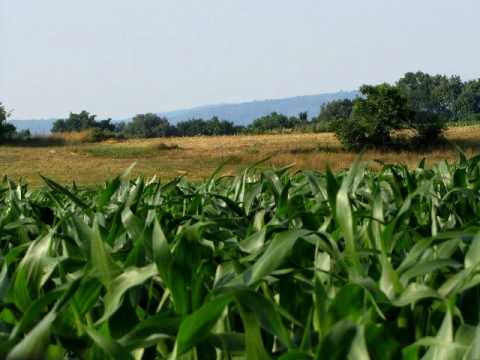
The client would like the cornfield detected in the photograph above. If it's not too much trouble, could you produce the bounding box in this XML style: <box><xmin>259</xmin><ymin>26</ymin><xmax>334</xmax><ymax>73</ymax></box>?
<box><xmin>1</xmin><ymin>153</ymin><xmax>480</xmax><ymax>359</ymax></box>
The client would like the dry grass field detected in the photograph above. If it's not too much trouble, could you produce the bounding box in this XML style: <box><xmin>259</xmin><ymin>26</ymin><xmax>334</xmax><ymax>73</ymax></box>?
<box><xmin>1</xmin><ymin>125</ymin><xmax>480</xmax><ymax>186</ymax></box>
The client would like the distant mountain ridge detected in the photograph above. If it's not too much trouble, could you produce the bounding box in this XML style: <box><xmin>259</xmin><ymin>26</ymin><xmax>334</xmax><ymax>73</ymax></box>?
<box><xmin>158</xmin><ymin>91</ymin><xmax>358</xmax><ymax>125</ymax></box>
<box><xmin>10</xmin><ymin>90</ymin><xmax>358</xmax><ymax>134</ymax></box>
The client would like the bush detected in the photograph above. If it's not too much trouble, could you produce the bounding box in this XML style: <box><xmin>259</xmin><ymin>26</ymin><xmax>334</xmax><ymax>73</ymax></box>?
<box><xmin>88</xmin><ymin>128</ymin><xmax>117</xmax><ymax>142</ymax></box>
<box><xmin>0</xmin><ymin>123</ymin><xmax>18</xmax><ymax>141</ymax></box>
<box><xmin>411</xmin><ymin>111</ymin><xmax>446</xmax><ymax>141</ymax></box>
<box><xmin>449</xmin><ymin>113</ymin><xmax>480</xmax><ymax>127</ymax></box>
<box><xmin>175</xmin><ymin>117</ymin><xmax>238</xmax><ymax>137</ymax></box>
<box><xmin>248</xmin><ymin>112</ymin><xmax>307</xmax><ymax>133</ymax></box>
<box><xmin>313</xmin><ymin>99</ymin><xmax>354</xmax><ymax>134</ymax></box>
<box><xmin>332</xmin><ymin>117</ymin><xmax>371</xmax><ymax>149</ymax></box>
<box><xmin>11</xmin><ymin>129</ymin><xmax>32</xmax><ymax>140</ymax></box>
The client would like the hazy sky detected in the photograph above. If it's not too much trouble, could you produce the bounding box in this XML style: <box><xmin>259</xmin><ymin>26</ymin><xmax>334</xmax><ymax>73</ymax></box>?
<box><xmin>2</xmin><ymin>0</ymin><xmax>479</xmax><ymax>119</ymax></box>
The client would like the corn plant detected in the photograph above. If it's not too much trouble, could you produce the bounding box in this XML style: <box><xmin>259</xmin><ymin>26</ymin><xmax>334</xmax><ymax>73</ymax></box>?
<box><xmin>1</xmin><ymin>153</ymin><xmax>480</xmax><ymax>359</ymax></box>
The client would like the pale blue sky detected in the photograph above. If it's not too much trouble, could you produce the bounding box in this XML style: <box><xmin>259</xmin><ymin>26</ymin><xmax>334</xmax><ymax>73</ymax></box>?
<box><xmin>2</xmin><ymin>0</ymin><xmax>479</xmax><ymax>119</ymax></box>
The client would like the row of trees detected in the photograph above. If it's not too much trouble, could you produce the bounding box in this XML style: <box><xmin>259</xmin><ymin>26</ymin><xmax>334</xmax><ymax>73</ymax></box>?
<box><xmin>397</xmin><ymin>72</ymin><xmax>480</xmax><ymax>121</ymax></box>
<box><xmin>0</xmin><ymin>104</ymin><xmax>310</xmax><ymax>143</ymax></box>
<box><xmin>248</xmin><ymin>112</ymin><xmax>309</xmax><ymax>132</ymax></box>
<box><xmin>317</xmin><ymin>72</ymin><xmax>480</xmax><ymax>125</ymax></box>
<box><xmin>51</xmin><ymin>111</ymin><xmax>120</xmax><ymax>133</ymax></box>
<box><xmin>50</xmin><ymin>111</ymin><xmax>311</xmax><ymax>138</ymax></box>
<box><xmin>51</xmin><ymin>112</ymin><xmax>242</xmax><ymax>138</ymax></box>
<box><xmin>121</xmin><ymin>114</ymin><xmax>242</xmax><ymax>138</ymax></box>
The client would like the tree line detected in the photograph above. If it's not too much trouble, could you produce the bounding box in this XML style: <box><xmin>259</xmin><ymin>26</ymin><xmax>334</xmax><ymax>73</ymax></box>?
<box><xmin>49</xmin><ymin>111</ymin><xmax>311</xmax><ymax>138</ymax></box>
<box><xmin>2</xmin><ymin>71</ymin><xmax>480</xmax><ymax>148</ymax></box>
<box><xmin>50</xmin><ymin>112</ymin><xmax>242</xmax><ymax>138</ymax></box>
<box><xmin>316</xmin><ymin>72</ymin><xmax>480</xmax><ymax>148</ymax></box>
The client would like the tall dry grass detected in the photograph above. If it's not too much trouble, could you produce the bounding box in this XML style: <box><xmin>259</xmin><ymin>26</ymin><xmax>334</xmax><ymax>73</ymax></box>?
<box><xmin>49</xmin><ymin>129</ymin><xmax>103</xmax><ymax>144</ymax></box>
<box><xmin>22</xmin><ymin>129</ymin><xmax>107</xmax><ymax>146</ymax></box>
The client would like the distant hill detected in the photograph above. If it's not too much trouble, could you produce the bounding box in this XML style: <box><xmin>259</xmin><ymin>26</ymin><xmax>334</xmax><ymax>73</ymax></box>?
<box><xmin>10</xmin><ymin>90</ymin><xmax>358</xmax><ymax>133</ymax></box>
<box><xmin>159</xmin><ymin>91</ymin><xmax>358</xmax><ymax>125</ymax></box>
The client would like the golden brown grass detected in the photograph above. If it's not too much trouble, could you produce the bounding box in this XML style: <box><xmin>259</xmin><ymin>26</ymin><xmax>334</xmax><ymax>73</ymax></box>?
<box><xmin>20</xmin><ymin>129</ymin><xmax>104</xmax><ymax>147</ymax></box>
<box><xmin>49</xmin><ymin>129</ymin><xmax>102</xmax><ymax>144</ymax></box>
<box><xmin>1</xmin><ymin>126</ymin><xmax>480</xmax><ymax>186</ymax></box>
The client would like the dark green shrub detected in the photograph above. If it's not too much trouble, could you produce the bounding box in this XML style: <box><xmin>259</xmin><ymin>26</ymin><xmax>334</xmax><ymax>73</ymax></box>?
<box><xmin>411</xmin><ymin>111</ymin><xmax>446</xmax><ymax>141</ymax></box>
<box><xmin>52</xmin><ymin>111</ymin><xmax>98</xmax><ymax>133</ymax></box>
<box><xmin>89</xmin><ymin>128</ymin><xmax>116</xmax><ymax>142</ymax></box>
<box><xmin>123</xmin><ymin>113</ymin><xmax>174</xmax><ymax>138</ymax></box>
<box><xmin>248</xmin><ymin>112</ymin><xmax>307</xmax><ymax>133</ymax></box>
<box><xmin>175</xmin><ymin>117</ymin><xmax>237</xmax><ymax>136</ymax></box>
<box><xmin>332</xmin><ymin>117</ymin><xmax>370</xmax><ymax>150</ymax></box>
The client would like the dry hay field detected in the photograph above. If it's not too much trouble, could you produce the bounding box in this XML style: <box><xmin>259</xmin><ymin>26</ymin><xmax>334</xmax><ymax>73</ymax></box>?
<box><xmin>1</xmin><ymin>125</ymin><xmax>480</xmax><ymax>186</ymax></box>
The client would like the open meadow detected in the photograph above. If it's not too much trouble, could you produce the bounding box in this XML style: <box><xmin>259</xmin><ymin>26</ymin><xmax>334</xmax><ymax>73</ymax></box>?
<box><xmin>1</xmin><ymin>125</ymin><xmax>480</xmax><ymax>186</ymax></box>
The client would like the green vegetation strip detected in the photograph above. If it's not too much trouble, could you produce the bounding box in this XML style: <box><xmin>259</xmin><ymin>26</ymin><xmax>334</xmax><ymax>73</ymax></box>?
<box><xmin>2</xmin><ymin>153</ymin><xmax>480</xmax><ymax>359</ymax></box>
<box><xmin>84</xmin><ymin>143</ymin><xmax>180</xmax><ymax>158</ymax></box>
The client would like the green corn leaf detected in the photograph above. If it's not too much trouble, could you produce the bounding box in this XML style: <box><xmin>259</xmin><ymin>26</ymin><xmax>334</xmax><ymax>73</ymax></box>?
<box><xmin>335</xmin><ymin>158</ymin><xmax>363</xmax><ymax>278</ymax></box>
<box><xmin>7</xmin><ymin>310</ymin><xmax>56</xmax><ymax>360</ymax></box>
<box><xmin>174</xmin><ymin>294</ymin><xmax>233</xmax><ymax>356</ymax></box>
<box><xmin>85</xmin><ymin>326</ymin><xmax>134</xmax><ymax>360</ymax></box>
<box><xmin>97</xmin><ymin>264</ymin><xmax>157</xmax><ymax>324</ymax></box>
<box><xmin>316</xmin><ymin>320</ymin><xmax>357</xmax><ymax>360</ymax></box>
<box><xmin>235</xmin><ymin>290</ymin><xmax>292</xmax><ymax>348</ymax></box>
<box><xmin>241</xmin><ymin>229</ymin><xmax>310</xmax><ymax>286</ymax></box>
<box><xmin>90</xmin><ymin>221</ymin><xmax>117</xmax><ymax>288</ymax></box>
<box><xmin>236</xmin><ymin>300</ymin><xmax>272</xmax><ymax>360</ymax></box>
<box><xmin>152</xmin><ymin>218</ymin><xmax>172</xmax><ymax>284</ymax></box>
<box><xmin>41</xmin><ymin>175</ymin><xmax>90</xmax><ymax>211</ymax></box>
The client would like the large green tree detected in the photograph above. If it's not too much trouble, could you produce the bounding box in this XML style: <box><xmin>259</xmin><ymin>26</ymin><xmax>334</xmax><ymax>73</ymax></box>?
<box><xmin>335</xmin><ymin>84</ymin><xmax>413</xmax><ymax>149</ymax></box>
<box><xmin>454</xmin><ymin>79</ymin><xmax>480</xmax><ymax>120</ymax></box>
<box><xmin>397</xmin><ymin>71</ymin><xmax>463</xmax><ymax>119</ymax></box>
<box><xmin>123</xmin><ymin>113</ymin><xmax>174</xmax><ymax>138</ymax></box>
<box><xmin>52</xmin><ymin>111</ymin><xmax>98</xmax><ymax>132</ymax></box>
<box><xmin>434</xmin><ymin>75</ymin><xmax>464</xmax><ymax>119</ymax></box>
